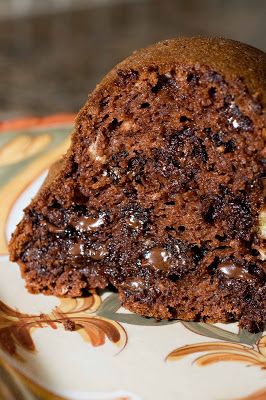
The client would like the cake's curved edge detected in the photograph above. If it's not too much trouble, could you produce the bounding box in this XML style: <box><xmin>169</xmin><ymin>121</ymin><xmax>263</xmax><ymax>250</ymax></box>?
<box><xmin>8</xmin><ymin>157</ymin><xmax>67</xmax><ymax>261</ymax></box>
<box><xmin>85</xmin><ymin>36</ymin><xmax>266</xmax><ymax>110</ymax></box>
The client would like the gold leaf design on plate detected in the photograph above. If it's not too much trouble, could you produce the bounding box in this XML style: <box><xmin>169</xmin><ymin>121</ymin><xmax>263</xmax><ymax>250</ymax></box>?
<box><xmin>0</xmin><ymin>292</ymin><xmax>127</xmax><ymax>361</ymax></box>
<box><xmin>0</xmin><ymin>134</ymin><xmax>51</xmax><ymax>166</ymax></box>
<box><xmin>166</xmin><ymin>336</ymin><xmax>266</xmax><ymax>369</ymax></box>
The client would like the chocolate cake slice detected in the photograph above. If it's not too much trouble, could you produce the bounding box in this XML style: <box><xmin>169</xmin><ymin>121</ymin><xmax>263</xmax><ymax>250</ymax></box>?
<box><xmin>9</xmin><ymin>37</ymin><xmax>266</xmax><ymax>332</ymax></box>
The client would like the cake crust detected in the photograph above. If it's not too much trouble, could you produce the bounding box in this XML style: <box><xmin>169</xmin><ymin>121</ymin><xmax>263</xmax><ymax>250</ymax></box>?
<box><xmin>97</xmin><ymin>37</ymin><xmax>266</xmax><ymax>105</ymax></box>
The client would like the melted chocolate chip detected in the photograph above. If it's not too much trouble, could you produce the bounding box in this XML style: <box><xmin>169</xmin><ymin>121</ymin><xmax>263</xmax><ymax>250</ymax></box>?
<box><xmin>89</xmin><ymin>244</ymin><xmax>108</xmax><ymax>261</ymax></box>
<box><xmin>72</xmin><ymin>216</ymin><xmax>104</xmax><ymax>232</ymax></box>
<box><xmin>44</xmin><ymin>222</ymin><xmax>65</xmax><ymax>234</ymax></box>
<box><xmin>143</xmin><ymin>247</ymin><xmax>171</xmax><ymax>271</ymax></box>
<box><xmin>128</xmin><ymin>215</ymin><xmax>143</xmax><ymax>230</ymax></box>
<box><xmin>69</xmin><ymin>242</ymin><xmax>85</xmax><ymax>257</ymax></box>
<box><xmin>218</xmin><ymin>262</ymin><xmax>256</xmax><ymax>281</ymax></box>
<box><xmin>122</xmin><ymin>277</ymin><xmax>145</xmax><ymax>292</ymax></box>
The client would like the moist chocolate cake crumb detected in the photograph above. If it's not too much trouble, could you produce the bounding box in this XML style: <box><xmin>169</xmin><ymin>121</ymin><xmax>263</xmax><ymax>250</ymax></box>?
<box><xmin>9</xmin><ymin>37</ymin><xmax>266</xmax><ymax>332</ymax></box>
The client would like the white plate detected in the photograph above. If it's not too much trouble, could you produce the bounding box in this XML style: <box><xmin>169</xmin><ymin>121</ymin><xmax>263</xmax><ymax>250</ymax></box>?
<box><xmin>0</xmin><ymin>116</ymin><xmax>265</xmax><ymax>400</ymax></box>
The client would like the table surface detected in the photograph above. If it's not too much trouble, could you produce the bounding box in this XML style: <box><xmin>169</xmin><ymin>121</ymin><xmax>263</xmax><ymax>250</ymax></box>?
<box><xmin>0</xmin><ymin>0</ymin><xmax>265</xmax><ymax>119</ymax></box>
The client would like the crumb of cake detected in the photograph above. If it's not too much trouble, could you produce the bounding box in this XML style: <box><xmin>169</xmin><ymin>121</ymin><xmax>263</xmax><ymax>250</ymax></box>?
<box><xmin>9</xmin><ymin>37</ymin><xmax>266</xmax><ymax>332</ymax></box>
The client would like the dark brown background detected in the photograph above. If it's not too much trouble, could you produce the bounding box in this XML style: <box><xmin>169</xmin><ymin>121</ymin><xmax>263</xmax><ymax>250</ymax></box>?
<box><xmin>0</xmin><ymin>0</ymin><xmax>265</xmax><ymax>119</ymax></box>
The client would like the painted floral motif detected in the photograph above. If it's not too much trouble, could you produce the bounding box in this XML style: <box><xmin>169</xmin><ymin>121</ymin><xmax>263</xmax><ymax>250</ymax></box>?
<box><xmin>0</xmin><ymin>292</ymin><xmax>127</xmax><ymax>361</ymax></box>
<box><xmin>1</xmin><ymin>285</ymin><xmax>262</xmax><ymax>369</ymax></box>
<box><xmin>166</xmin><ymin>333</ymin><xmax>266</xmax><ymax>369</ymax></box>
<box><xmin>100</xmin><ymin>294</ymin><xmax>265</xmax><ymax>370</ymax></box>
<box><xmin>0</xmin><ymin>115</ymin><xmax>265</xmax><ymax>400</ymax></box>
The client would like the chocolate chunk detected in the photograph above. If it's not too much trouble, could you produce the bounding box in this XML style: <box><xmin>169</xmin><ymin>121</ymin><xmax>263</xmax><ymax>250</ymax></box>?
<box><xmin>143</xmin><ymin>247</ymin><xmax>171</xmax><ymax>271</ymax></box>
<box><xmin>89</xmin><ymin>244</ymin><xmax>108</xmax><ymax>261</ymax></box>
<box><xmin>218</xmin><ymin>261</ymin><xmax>256</xmax><ymax>281</ymax></box>
<box><xmin>71</xmin><ymin>215</ymin><xmax>104</xmax><ymax>232</ymax></box>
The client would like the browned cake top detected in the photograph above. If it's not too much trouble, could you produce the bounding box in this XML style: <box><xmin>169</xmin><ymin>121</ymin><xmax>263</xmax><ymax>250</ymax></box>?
<box><xmin>93</xmin><ymin>37</ymin><xmax>266</xmax><ymax>107</ymax></box>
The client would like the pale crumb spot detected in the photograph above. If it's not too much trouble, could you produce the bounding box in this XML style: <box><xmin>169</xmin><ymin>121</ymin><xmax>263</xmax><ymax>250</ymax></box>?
<box><xmin>148</xmin><ymin>72</ymin><xmax>158</xmax><ymax>86</ymax></box>
<box><xmin>259</xmin><ymin>210</ymin><xmax>266</xmax><ymax>239</ymax></box>
<box><xmin>111</xmin><ymin>167</ymin><xmax>121</xmax><ymax>179</ymax></box>
<box><xmin>194</xmin><ymin>62</ymin><xmax>201</xmax><ymax>70</ymax></box>
<box><xmin>144</xmin><ymin>239</ymin><xmax>153</xmax><ymax>246</ymax></box>
<box><xmin>60</xmin><ymin>286</ymin><xmax>68</xmax><ymax>295</ymax></box>
<box><xmin>258</xmin><ymin>248</ymin><xmax>266</xmax><ymax>261</ymax></box>
<box><xmin>88</xmin><ymin>141</ymin><xmax>97</xmax><ymax>157</ymax></box>
<box><xmin>151</xmin><ymin>193</ymin><xmax>160</xmax><ymax>200</ymax></box>
<box><xmin>95</xmin><ymin>155</ymin><xmax>105</xmax><ymax>162</ymax></box>
<box><xmin>134</xmin><ymin>81</ymin><xmax>142</xmax><ymax>88</ymax></box>
<box><xmin>131</xmin><ymin>281</ymin><xmax>141</xmax><ymax>289</ymax></box>
<box><xmin>88</xmin><ymin>136</ymin><xmax>106</xmax><ymax>163</ymax></box>
<box><xmin>228</xmin><ymin>113</ymin><xmax>239</xmax><ymax>129</ymax></box>
<box><xmin>217</xmin><ymin>145</ymin><xmax>225</xmax><ymax>153</ymax></box>
<box><xmin>121</xmin><ymin>120</ymin><xmax>136</xmax><ymax>131</ymax></box>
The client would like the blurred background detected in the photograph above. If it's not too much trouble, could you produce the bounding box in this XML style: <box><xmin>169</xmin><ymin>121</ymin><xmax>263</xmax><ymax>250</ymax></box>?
<box><xmin>0</xmin><ymin>0</ymin><xmax>265</xmax><ymax>119</ymax></box>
